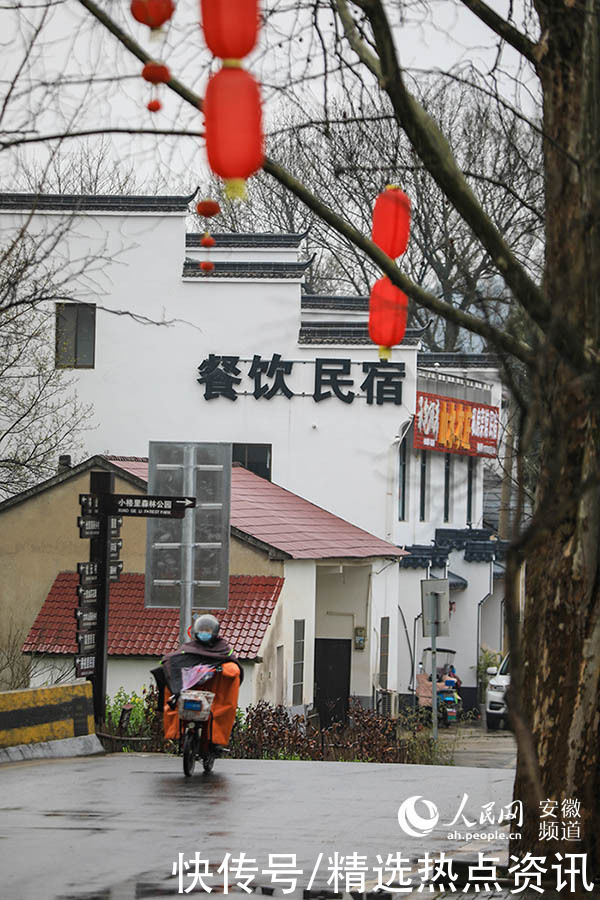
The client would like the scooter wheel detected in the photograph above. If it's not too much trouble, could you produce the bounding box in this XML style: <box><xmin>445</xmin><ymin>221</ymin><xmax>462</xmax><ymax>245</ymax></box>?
<box><xmin>183</xmin><ymin>730</ymin><xmax>196</xmax><ymax>777</ymax></box>
<box><xmin>202</xmin><ymin>751</ymin><xmax>215</xmax><ymax>774</ymax></box>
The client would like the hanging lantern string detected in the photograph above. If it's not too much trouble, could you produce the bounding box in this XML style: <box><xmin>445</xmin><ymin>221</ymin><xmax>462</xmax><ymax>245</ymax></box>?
<box><xmin>199</xmin><ymin>0</ymin><xmax>263</xmax><ymax>200</ymax></box>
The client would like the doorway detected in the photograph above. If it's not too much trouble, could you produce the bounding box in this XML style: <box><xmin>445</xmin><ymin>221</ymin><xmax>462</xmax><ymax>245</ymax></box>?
<box><xmin>314</xmin><ymin>638</ymin><xmax>351</xmax><ymax>727</ymax></box>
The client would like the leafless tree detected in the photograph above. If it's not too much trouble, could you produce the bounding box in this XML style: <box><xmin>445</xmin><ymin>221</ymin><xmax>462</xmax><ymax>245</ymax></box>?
<box><xmin>1</xmin><ymin>0</ymin><xmax>599</xmax><ymax>877</ymax></box>
<box><xmin>0</xmin><ymin>621</ymin><xmax>74</xmax><ymax>691</ymax></box>
<box><xmin>202</xmin><ymin>83</ymin><xmax>543</xmax><ymax>351</ymax></box>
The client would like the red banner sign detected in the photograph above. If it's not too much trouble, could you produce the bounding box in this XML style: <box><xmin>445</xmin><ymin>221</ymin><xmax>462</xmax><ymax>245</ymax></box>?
<box><xmin>414</xmin><ymin>391</ymin><xmax>499</xmax><ymax>457</ymax></box>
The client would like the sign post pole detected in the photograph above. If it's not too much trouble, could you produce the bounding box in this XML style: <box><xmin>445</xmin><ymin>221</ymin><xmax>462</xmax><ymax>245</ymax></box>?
<box><xmin>180</xmin><ymin>444</ymin><xmax>195</xmax><ymax>643</ymax></box>
<box><xmin>421</xmin><ymin>579</ymin><xmax>449</xmax><ymax>745</ymax></box>
<box><xmin>431</xmin><ymin>627</ymin><xmax>438</xmax><ymax>742</ymax></box>
<box><xmin>90</xmin><ymin>470</ymin><xmax>113</xmax><ymax>724</ymax></box>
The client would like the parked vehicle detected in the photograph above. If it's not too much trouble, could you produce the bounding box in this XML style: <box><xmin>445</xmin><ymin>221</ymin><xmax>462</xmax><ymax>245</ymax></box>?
<box><xmin>485</xmin><ymin>653</ymin><xmax>510</xmax><ymax>730</ymax></box>
<box><xmin>415</xmin><ymin>647</ymin><xmax>463</xmax><ymax>727</ymax></box>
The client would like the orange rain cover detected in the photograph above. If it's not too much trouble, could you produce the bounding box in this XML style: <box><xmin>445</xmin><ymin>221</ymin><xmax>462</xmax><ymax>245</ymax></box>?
<box><xmin>162</xmin><ymin>661</ymin><xmax>241</xmax><ymax>745</ymax></box>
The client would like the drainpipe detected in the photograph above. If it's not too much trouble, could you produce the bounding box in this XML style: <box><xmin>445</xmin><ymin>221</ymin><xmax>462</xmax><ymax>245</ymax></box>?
<box><xmin>411</xmin><ymin>612</ymin><xmax>422</xmax><ymax>708</ymax></box>
<box><xmin>385</xmin><ymin>418</ymin><xmax>413</xmax><ymax>541</ymax></box>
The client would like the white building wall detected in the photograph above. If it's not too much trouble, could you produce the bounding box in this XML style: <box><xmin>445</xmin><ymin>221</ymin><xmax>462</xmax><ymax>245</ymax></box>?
<box><xmin>439</xmin><ymin>553</ymin><xmax>494</xmax><ymax>699</ymax></box>
<box><xmin>395</xmin><ymin>568</ymin><xmax>427</xmax><ymax>695</ymax></box>
<box><xmin>315</xmin><ymin>562</ymin><xmax>372</xmax><ymax>700</ymax></box>
<box><xmin>481</xmin><ymin>579</ymin><xmax>505</xmax><ymax>656</ymax></box>
<box><xmin>395</xmin><ymin>444</ymin><xmax>486</xmax><ymax>547</ymax></box>
<box><xmin>253</xmin><ymin>559</ymin><xmax>316</xmax><ymax>708</ymax></box>
<box><xmin>5</xmin><ymin>208</ymin><xmax>424</xmax><ymax>541</ymax></box>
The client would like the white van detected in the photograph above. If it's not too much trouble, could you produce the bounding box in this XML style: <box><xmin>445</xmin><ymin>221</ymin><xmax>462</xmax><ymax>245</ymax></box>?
<box><xmin>485</xmin><ymin>653</ymin><xmax>510</xmax><ymax>730</ymax></box>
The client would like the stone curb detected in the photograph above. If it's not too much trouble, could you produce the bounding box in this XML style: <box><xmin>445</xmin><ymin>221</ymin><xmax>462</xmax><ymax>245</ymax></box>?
<box><xmin>0</xmin><ymin>733</ymin><xmax>104</xmax><ymax>763</ymax></box>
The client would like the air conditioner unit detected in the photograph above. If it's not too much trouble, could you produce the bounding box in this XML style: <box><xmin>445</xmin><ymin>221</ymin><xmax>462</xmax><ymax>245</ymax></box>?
<box><xmin>377</xmin><ymin>689</ymin><xmax>400</xmax><ymax>719</ymax></box>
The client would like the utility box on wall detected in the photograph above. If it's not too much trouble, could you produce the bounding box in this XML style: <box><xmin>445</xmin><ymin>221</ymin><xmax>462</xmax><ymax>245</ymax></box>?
<box><xmin>353</xmin><ymin>626</ymin><xmax>366</xmax><ymax>650</ymax></box>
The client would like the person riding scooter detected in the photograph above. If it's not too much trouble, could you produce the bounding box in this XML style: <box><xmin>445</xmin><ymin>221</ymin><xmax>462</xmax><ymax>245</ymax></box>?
<box><xmin>152</xmin><ymin>614</ymin><xmax>243</xmax><ymax>747</ymax></box>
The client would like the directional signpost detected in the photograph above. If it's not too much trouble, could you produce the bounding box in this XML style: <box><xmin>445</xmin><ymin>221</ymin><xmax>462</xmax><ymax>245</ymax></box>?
<box><xmin>104</xmin><ymin>494</ymin><xmax>196</xmax><ymax>519</ymax></box>
<box><xmin>77</xmin><ymin>475</ymin><xmax>196</xmax><ymax>721</ymax></box>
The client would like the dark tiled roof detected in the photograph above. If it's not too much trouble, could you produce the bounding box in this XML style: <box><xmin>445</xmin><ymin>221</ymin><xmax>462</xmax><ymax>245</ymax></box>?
<box><xmin>464</xmin><ymin>541</ymin><xmax>497</xmax><ymax>563</ymax></box>
<box><xmin>418</xmin><ymin>353</ymin><xmax>499</xmax><ymax>369</ymax></box>
<box><xmin>186</xmin><ymin>232</ymin><xmax>308</xmax><ymax>248</ymax></box>
<box><xmin>182</xmin><ymin>259</ymin><xmax>312</xmax><ymax>279</ymax></box>
<box><xmin>0</xmin><ymin>191</ymin><xmax>198</xmax><ymax>213</ymax></box>
<box><xmin>299</xmin><ymin>322</ymin><xmax>422</xmax><ymax>346</ymax></box>
<box><xmin>435</xmin><ymin>528</ymin><xmax>497</xmax><ymax>550</ymax></box>
<box><xmin>22</xmin><ymin>573</ymin><xmax>283</xmax><ymax>660</ymax></box>
<box><xmin>302</xmin><ymin>295</ymin><xmax>369</xmax><ymax>312</ymax></box>
<box><xmin>398</xmin><ymin>545</ymin><xmax>449</xmax><ymax>569</ymax></box>
<box><xmin>448</xmin><ymin>571</ymin><xmax>468</xmax><ymax>591</ymax></box>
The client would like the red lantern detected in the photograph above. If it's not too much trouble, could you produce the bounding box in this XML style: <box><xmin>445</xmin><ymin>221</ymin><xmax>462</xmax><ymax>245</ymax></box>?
<box><xmin>204</xmin><ymin>67</ymin><xmax>264</xmax><ymax>199</ymax></box>
<box><xmin>131</xmin><ymin>0</ymin><xmax>175</xmax><ymax>29</ymax></box>
<box><xmin>200</xmin><ymin>261</ymin><xmax>215</xmax><ymax>272</ymax></box>
<box><xmin>196</xmin><ymin>200</ymin><xmax>221</xmax><ymax>217</ymax></box>
<box><xmin>201</xmin><ymin>0</ymin><xmax>259</xmax><ymax>60</ymax></box>
<box><xmin>201</xmin><ymin>233</ymin><xmax>216</xmax><ymax>248</ymax></box>
<box><xmin>372</xmin><ymin>186</ymin><xmax>411</xmax><ymax>258</ymax></box>
<box><xmin>142</xmin><ymin>62</ymin><xmax>171</xmax><ymax>84</ymax></box>
<box><xmin>147</xmin><ymin>99</ymin><xmax>162</xmax><ymax>113</ymax></box>
<box><xmin>369</xmin><ymin>277</ymin><xmax>408</xmax><ymax>359</ymax></box>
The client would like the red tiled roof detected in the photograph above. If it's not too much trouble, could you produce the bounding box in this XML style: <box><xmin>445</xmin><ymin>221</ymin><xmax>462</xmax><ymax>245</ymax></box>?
<box><xmin>22</xmin><ymin>572</ymin><xmax>283</xmax><ymax>660</ymax></box>
<box><xmin>106</xmin><ymin>457</ymin><xmax>406</xmax><ymax>561</ymax></box>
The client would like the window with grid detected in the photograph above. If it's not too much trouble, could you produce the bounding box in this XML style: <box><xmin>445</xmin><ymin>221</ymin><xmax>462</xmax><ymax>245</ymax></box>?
<box><xmin>398</xmin><ymin>437</ymin><xmax>408</xmax><ymax>520</ymax></box>
<box><xmin>292</xmin><ymin>619</ymin><xmax>305</xmax><ymax>706</ymax></box>
<box><xmin>444</xmin><ymin>453</ymin><xmax>452</xmax><ymax>522</ymax></box>
<box><xmin>419</xmin><ymin>450</ymin><xmax>428</xmax><ymax>521</ymax></box>
<box><xmin>55</xmin><ymin>303</ymin><xmax>96</xmax><ymax>368</ymax></box>
<box><xmin>232</xmin><ymin>443</ymin><xmax>272</xmax><ymax>481</ymax></box>
<box><xmin>467</xmin><ymin>456</ymin><xmax>476</xmax><ymax>525</ymax></box>
<box><xmin>379</xmin><ymin>616</ymin><xmax>389</xmax><ymax>689</ymax></box>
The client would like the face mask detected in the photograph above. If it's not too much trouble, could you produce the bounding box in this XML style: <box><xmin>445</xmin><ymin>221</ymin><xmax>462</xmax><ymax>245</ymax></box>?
<box><xmin>196</xmin><ymin>631</ymin><xmax>213</xmax><ymax>643</ymax></box>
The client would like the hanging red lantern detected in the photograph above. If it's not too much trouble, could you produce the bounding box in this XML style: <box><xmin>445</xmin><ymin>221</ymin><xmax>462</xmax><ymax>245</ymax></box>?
<box><xmin>372</xmin><ymin>186</ymin><xmax>411</xmax><ymax>258</ymax></box>
<box><xmin>204</xmin><ymin>67</ymin><xmax>264</xmax><ymax>199</ymax></box>
<box><xmin>142</xmin><ymin>62</ymin><xmax>171</xmax><ymax>84</ymax></box>
<box><xmin>131</xmin><ymin>0</ymin><xmax>175</xmax><ymax>30</ymax></box>
<box><xmin>200</xmin><ymin>261</ymin><xmax>215</xmax><ymax>272</ymax></box>
<box><xmin>141</xmin><ymin>63</ymin><xmax>170</xmax><ymax>112</ymax></box>
<box><xmin>201</xmin><ymin>233</ymin><xmax>216</xmax><ymax>248</ymax></box>
<box><xmin>369</xmin><ymin>277</ymin><xmax>408</xmax><ymax>360</ymax></box>
<box><xmin>200</xmin><ymin>0</ymin><xmax>259</xmax><ymax>61</ymax></box>
<box><xmin>196</xmin><ymin>200</ymin><xmax>221</xmax><ymax>217</ymax></box>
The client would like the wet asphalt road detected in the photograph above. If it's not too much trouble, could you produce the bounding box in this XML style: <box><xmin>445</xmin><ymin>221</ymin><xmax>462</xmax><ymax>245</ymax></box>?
<box><xmin>451</xmin><ymin>729</ymin><xmax>517</xmax><ymax>770</ymax></box>
<box><xmin>0</xmin><ymin>754</ymin><xmax>515</xmax><ymax>900</ymax></box>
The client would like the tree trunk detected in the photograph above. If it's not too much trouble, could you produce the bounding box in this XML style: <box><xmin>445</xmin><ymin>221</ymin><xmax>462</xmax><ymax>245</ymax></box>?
<box><xmin>513</xmin><ymin>1</ymin><xmax>600</xmax><ymax>886</ymax></box>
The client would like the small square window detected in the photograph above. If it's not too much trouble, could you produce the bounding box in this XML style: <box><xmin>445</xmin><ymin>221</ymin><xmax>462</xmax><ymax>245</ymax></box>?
<box><xmin>232</xmin><ymin>443</ymin><xmax>271</xmax><ymax>481</ymax></box>
<box><xmin>55</xmin><ymin>303</ymin><xmax>96</xmax><ymax>368</ymax></box>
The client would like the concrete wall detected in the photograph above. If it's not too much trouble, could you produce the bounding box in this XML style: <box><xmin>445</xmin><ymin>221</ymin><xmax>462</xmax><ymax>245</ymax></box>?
<box><xmin>229</xmin><ymin>542</ymin><xmax>283</xmax><ymax>577</ymax></box>
<box><xmin>481</xmin><ymin>579</ymin><xmax>505</xmax><ymax>656</ymax></box>
<box><xmin>0</xmin><ymin>680</ymin><xmax>95</xmax><ymax>748</ymax></box>
<box><xmin>315</xmin><ymin>563</ymin><xmax>372</xmax><ymax>699</ymax></box>
<box><xmin>253</xmin><ymin>559</ymin><xmax>316</xmax><ymax>708</ymax></box>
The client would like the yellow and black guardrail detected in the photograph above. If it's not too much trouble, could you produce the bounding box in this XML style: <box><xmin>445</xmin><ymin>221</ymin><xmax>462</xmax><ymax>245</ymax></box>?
<box><xmin>0</xmin><ymin>681</ymin><xmax>95</xmax><ymax>749</ymax></box>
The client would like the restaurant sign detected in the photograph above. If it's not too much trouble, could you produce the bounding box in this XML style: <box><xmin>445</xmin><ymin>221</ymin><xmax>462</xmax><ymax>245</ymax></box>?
<box><xmin>414</xmin><ymin>391</ymin><xmax>499</xmax><ymax>458</ymax></box>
